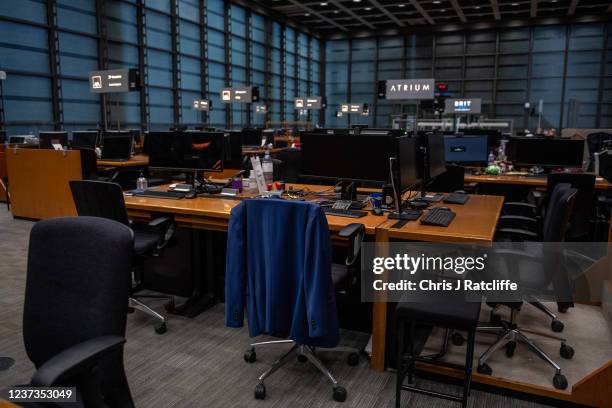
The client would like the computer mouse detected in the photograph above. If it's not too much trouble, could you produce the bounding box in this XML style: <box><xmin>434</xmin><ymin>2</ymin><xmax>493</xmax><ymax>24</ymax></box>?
<box><xmin>185</xmin><ymin>191</ymin><xmax>197</xmax><ymax>199</ymax></box>
<box><xmin>454</xmin><ymin>190</ymin><xmax>467</xmax><ymax>195</ymax></box>
<box><xmin>438</xmin><ymin>206</ymin><xmax>451</xmax><ymax>211</ymax></box>
<box><xmin>372</xmin><ymin>207</ymin><xmax>383</xmax><ymax>216</ymax></box>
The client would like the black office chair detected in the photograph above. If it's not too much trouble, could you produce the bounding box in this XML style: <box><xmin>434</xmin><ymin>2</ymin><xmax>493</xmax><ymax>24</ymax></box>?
<box><xmin>427</xmin><ymin>164</ymin><xmax>465</xmax><ymax>193</ymax></box>
<box><xmin>8</xmin><ymin>217</ymin><xmax>135</xmax><ymax>407</ymax></box>
<box><xmin>547</xmin><ymin>173</ymin><xmax>595</xmax><ymax>241</ymax></box>
<box><xmin>69</xmin><ymin>180</ymin><xmax>175</xmax><ymax>334</ymax></box>
<box><xmin>477</xmin><ymin>183</ymin><xmax>578</xmax><ymax>390</ymax></box>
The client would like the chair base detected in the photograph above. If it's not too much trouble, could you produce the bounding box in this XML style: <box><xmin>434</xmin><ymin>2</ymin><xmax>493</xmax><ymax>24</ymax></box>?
<box><xmin>244</xmin><ymin>340</ymin><xmax>351</xmax><ymax>402</ymax></box>
<box><xmin>0</xmin><ymin>357</ymin><xmax>15</xmax><ymax>371</ymax></box>
<box><xmin>477</xmin><ymin>321</ymin><xmax>573</xmax><ymax>390</ymax></box>
<box><xmin>129</xmin><ymin>296</ymin><xmax>172</xmax><ymax>334</ymax></box>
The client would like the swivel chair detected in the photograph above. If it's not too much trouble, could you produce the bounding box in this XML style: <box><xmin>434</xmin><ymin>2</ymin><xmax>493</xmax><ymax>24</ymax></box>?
<box><xmin>8</xmin><ymin>217</ymin><xmax>135</xmax><ymax>407</ymax></box>
<box><xmin>226</xmin><ymin>199</ymin><xmax>365</xmax><ymax>402</ymax></box>
<box><xmin>70</xmin><ymin>180</ymin><xmax>175</xmax><ymax>334</ymax></box>
<box><xmin>477</xmin><ymin>183</ymin><xmax>578</xmax><ymax>390</ymax></box>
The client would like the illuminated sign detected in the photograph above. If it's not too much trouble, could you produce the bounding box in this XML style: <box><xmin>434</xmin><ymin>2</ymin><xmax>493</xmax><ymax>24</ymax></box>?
<box><xmin>384</xmin><ymin>79</ymin><xmax>435</xmax><ymax>100</ymax></box>
<box><xmin>220</xmin><ymin>86</ymin><xmax>260</xmax><ymax>103</ymax></box>
<box><xmin>254</xmin><ymin>104</ymin><xmax>267</xmax><ymax>114</ymax></box>
<box><xmin>192</xmin><ymin>99</ymin><xmax>211</xmax><ymax>111</ymax></box>
<box><xmin>89</xmin><ymin>69</ymin><xmax>140</xmax><ymax>93</ymax></box>
<box><xmin>444</xmin><ymin>98</ymin><xmax>482</xmax><ymax>114</ymax></box>
<box><xmin>340</xmin><ymin>103</ymin><xmax>368</xmax><ymax>115</ymax></box>
<box><xmin>294</xmin><ymin>96</ymin><xmax>324</xmax><ymax>110</ymax></box>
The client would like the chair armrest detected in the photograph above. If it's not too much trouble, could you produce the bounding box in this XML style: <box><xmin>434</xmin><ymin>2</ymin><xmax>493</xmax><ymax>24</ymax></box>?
<box><xmin>504</xmin><ymin>202</ymin><xmax>537</xmax><ymax>211</ymax></box>
<box><xmin>498</xmin><ymin>215</ymin><xmax>539</xmax><ymax>232</ymax></box>
<box><xmin>339</xmin><ymin>223</ymin><xmax>365</xmax><ymax>267</ymax></box>
<box><xmin>148</xmin><ymin>216</ymin><xmax>172</xmax><ymax>228</ymax></box>
<box><xmin>496</xmin><ymin>228</ymin><xmax>539</xmax><ymax>241</ymax></box>
<box><xmin>30</xmin><ymin>336</ymin><xmax>125</xmax><ymax>387</ymax></box>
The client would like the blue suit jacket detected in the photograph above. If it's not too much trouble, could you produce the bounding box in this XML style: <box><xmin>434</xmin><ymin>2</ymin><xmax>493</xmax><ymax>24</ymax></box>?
<box><xmin>225</xmin><ymin>199</ymin><xmax>339</xmax><ymax>348</ymax></box>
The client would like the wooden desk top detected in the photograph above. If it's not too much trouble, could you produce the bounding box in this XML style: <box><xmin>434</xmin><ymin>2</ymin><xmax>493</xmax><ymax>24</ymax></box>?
<box><xmin>465</xmin><ymin>173</ymin><xmax>611</xmax><ymax>190</ymax></box>
<box><xmin>380</xmin><ymin>194</ymin><xmax>504</xmax><ymax>244</ymax></box>
<box><xmin>242</xmin><ymin>147</ymin><xmax>287</xmax><ymax>155</ymax></box>
<box><xmin>97</xmin><ymin>154</ymin><xmax>149</xmax><ymax>168</ymax></box>
<box><xmin>124</xmin><ymin>183</ymin><xmax>387</xmax><ymax>235</ymax></box>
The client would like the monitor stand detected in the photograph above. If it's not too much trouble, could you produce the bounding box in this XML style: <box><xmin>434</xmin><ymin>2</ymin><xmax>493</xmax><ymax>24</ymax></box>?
<box><xmin>187</xmin><ymin>170</ymin><xmax>222</xmax><ymax>195</ymax></box>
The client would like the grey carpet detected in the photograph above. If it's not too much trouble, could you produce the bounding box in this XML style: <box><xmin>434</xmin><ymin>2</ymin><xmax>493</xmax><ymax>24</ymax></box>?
<box><xmin>0</xmin><ymin>208</ymin><xmax>551</xmax><ymax>408</ymax></box>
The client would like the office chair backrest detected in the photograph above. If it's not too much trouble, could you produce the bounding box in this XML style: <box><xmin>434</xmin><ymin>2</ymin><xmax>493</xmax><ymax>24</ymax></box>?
<box><xmin>23</xmin><ymin>216</ymin><xmax>133</xmax><ymax>367</ymax></box>
<box><xmin>69</xmin><ymin>180</ymin><xmax>130</xmax><ymax>226</ymax></box>
<box><xmin>542</xmin><ymin>183</ymin><xmax>577</xmax><ymax>242</ymax></box>
<box><xmin>546</xmin><ymin>173</ymin><xmax>595</xmax><ymax>239</ymax></box>
<box><xmin>76</xmin><ymin>148</ymin><xmax>99</xmax><ymax>180</ymax></box>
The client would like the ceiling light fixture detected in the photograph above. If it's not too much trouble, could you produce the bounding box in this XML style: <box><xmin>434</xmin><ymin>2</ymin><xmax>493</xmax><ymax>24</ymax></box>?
<box><xmin>398</xmin><ymin>4</ymin><xmax>405</xmax><ymax>7</ymax></box>
<box><xmin>365</xmin><ymin>7</ymin><xmax>372</xmax><ymax>11</ymax></box>
<box><xmin>320</xmin><ymin>2</ymin><xmax>328</xmax><ymax>5</ymax></box>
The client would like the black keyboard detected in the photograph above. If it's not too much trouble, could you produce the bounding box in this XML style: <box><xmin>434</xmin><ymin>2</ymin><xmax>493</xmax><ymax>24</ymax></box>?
<box><xmin>133</xmin><ymin>190</ymin><xmax>186</xmax><ymax>200</ymax></box>
<box><xmin>420</xmin><ymin>207</ymin><xmax>456</xmax><ymax>227</ymax></box>
<box><xmin>323</xmin><ymin>207</ymin><xmax>367</xmax><ymax>218</ymax></box>
<box><xmin>444</xmin><ymin>193</ymin><xmax>469</xmax><ymax>205</ymax></box>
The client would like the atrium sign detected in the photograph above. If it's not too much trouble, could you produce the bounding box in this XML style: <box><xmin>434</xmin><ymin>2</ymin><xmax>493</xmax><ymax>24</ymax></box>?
<box><xmin>384</xmin><ymin>79</ymin><xmax>435</xmax><ymax>100</ymax></box>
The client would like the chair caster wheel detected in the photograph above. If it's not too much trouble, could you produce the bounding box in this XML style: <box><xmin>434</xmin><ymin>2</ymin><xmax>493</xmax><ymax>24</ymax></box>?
<box><xmin>254</xmin><ymin>383</ymin><xmax>266</xmax><ymax>400</ymax></box>
<box><xmin>505</xmin><ymin>341</ymin><xmax>516</xmax><ymax>357</ymax></box>
<box><xmin>297</xmin><ymin>354</ymin><xmax>308</xmax><ymax>363</ymax></box>
<box><xmin>551</xmin><ymin>319</ymin><xmax>564</xmax><ymax>332</ymax></box>
<box><xmin>333</xmin><ymin>386</ymin><xmax>347</xmax><ymax>402</ymax></box>
<box><xmin>490</xmin><ymin>313</ymin><xmax>502</xmax><ymax>325</ymax></box>
<box><xmin>451</xmin><ymin>332</ymin><xmax>465</xmax><ymax>346</ymax></box>
<box><xmin>244</xmin><ymin>349</ymin><xmax>257</xmax><ymax>363</ymax></box>
<box><xmin>477</xmin><ymin>363</ymin><xmax>492</xmax><ymax>375</ymax></box>
<box><xmin>553</xmin><ymin>373</ymin><xmax>568</xmax><ymax>390</ymax></box>
<box><xmin>154</xmin><ymin>322</ymin><xmax>166</xmax><ymax>334</ymax></box>
<box><xmin>164</xmin><ymin>301</ymin><xmax>175</xmax><ymax>313</ymax></box>
<box><xmin>127</xmin><ymin>307</ymin><xmax>135</xmax><ymax>314</ymax></box>
<box><xmin>347</xmin><ymin>352</ymin><xmax>359</xmax><ymax>366</ymax></box>
<box><xmin>558</xmin><ymin>305</ymin><xmax>569</xmax><ymax>314</ymax></box>
<box><xmin>560</xmin><ymin>343</ymin><xmax>574</xmax><ymax>359</ymax></box>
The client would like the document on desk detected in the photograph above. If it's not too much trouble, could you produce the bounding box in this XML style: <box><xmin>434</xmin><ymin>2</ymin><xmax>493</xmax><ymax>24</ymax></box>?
<box><xmin>250</xmin><ymin>156</ymin><xmax>268</xmax><ymax>195</ymax></box>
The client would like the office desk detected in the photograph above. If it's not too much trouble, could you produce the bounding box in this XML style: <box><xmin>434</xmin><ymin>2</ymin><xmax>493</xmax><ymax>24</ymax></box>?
<box><xmin>124</xmin><ymin>184</ymin><xmax>386</xmax><ymax>236</ymax></box>
<box><xmin>242</xmin><ymin>147</ymin><xmax>287</xmax><ymax>155</ymax></box>
<box><xmin>465</xmin><ymin>174</ymin><xmax>611</xmax><ymax>190</ymax></box>
<box><xmin>370</xmin><ymin>195</ymin><xmax>505</xmax><ymax>372</ymax></box>
<box><xmin>97</xmin><ymin>154</ymin><xmax>149</xmax><ymax>169</ymax></box>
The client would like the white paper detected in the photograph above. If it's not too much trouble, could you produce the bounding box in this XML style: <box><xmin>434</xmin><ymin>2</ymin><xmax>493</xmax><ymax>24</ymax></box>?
<box><xmin>250</xmin><ymin>156</ymin><xmax>268</xmax><ymax>194</ymax></box>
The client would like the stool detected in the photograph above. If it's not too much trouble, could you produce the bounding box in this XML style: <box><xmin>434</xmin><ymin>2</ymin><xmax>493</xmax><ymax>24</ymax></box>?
<box><xmin>395</xmin><ymin>295</ymin><xmax>481</xmax><ymax>408</ymax></box>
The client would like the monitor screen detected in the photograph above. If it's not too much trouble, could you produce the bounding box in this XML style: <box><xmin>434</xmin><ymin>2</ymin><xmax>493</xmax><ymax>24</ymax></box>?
<box><xmin>444</xmin><ymin>135</ymin><xmax>488</xmax><ymax>164</ymax></box>
<box><xmin>39</xmin><ymin>131</ymin><xmax>69</xmax><ymax>149</ymax></box>
<box><xmin>72</xmin><ymin>131</ymin><xmax>99</xmax><ymax>150</ymax></box>
<box><xmin>0</xmin><ymin>131</ymin><xmax>6</xmax><ymax>144</ymax></box>
<box><xmin>425</xmin><ymin>132</ymin><xmax>446</xmax><ymax>181</ymax></box>
<box><xmin>101</xmin><ymin>134</ymin><xmax>133</xmax><ymax>160</ymax></box>
<box><xmin>8</xmin><ymin>136</ymin><xmax>25</xmax><ymax>144</ymax></box>
<box><xmin>241</xmin><ymin>128</ymin><xmax>263</xmax><ymax>146</ymax></box>
<box><xmin>397</xmin><ymin>136</ymin><xmax>420</xmax><ymax>193</ymax></box>
<box><xmin>507</xmin><ymin>137</ymin><xmax>585</xmax><ymax>168</ymax></box>
<box><xmin>300</xmin><ymin>132</ymin><xmax>399</xmax><ymax>184</ymax></box>
<box><xmin>148</xmin><ymin>131</ymin><xmax>224</xmax><ymax>172</ymax></box>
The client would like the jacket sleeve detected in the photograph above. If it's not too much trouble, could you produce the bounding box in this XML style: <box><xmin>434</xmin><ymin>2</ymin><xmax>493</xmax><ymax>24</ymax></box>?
<box><xmin>225</xmin><ymin>202</ymin><xmax>247</xmax><ymax>328</ymax></box>
<box><xmin>303</xmin><ymin>207</ymin><xmax>338</xmax><ymax>342</ymax></box>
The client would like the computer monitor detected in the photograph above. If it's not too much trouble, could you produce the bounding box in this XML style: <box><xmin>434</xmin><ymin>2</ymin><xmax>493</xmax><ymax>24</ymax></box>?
<box><xmin>101</xmin><ymin>131</ymin><xmax>133</xmax><ymax>161</ymax></box>
<box><xmin>71</xmin><ymin>131</ymin><xmax>99</xmax><ymax>150</ymax></box>
<box><xmin>0</xmin><ymin>130</ymin><xmax>6</xmax><ymax>144</ymax></box>
<box><xmin>444</xmin><ymin>135</ymin><xmax>489</xmax><ymax>165</ymax></box>
<box><xmin>241</xmin><ymin>128</ymin><xmax>263</xmax><ymax>147</ymax></box>
<box><xmin>421</xmin><ymin>132</ymin><xmax>446</xmax><ymax>181</ymax></box>
<box><xmin>507</xmin><ymin>136</ymin><xmax>585</xmax><ymax>168</ymax></box>
<box><xmin>8</xmin><ymin>136</ymin><xmax>25</xmax><ymax>144</ymax></box>
<box><xmin>225</xmin><ymin>131</ymin><xmax>244</xmax><ymax>169</ymax></box>
<box><xmin>147</xmin><ymin>131</ymin><xmax>224</xmax><ymax>172</ymax></box>
<box><xmin>39</xmin><ymin>131</ymin><xmax>69</xmax><ymax>149</ymax></box>
<box><xmin>262</xmin><ymin>129</ymin><xmax>275</xmax><ymax>146</ymax></box>
<box><xmin>300</xmin><ymin>132</ymin><xmax>403</xmax><ymax>185</ymax></box>
<box><xmin>396</xmin><ymin>136</ymin><xmax>420</xmax><ymax>193</ymax></box>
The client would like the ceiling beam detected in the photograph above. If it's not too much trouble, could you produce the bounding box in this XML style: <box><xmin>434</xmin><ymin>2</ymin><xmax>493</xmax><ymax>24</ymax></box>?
<box><xmin>408</xmin><ymin>0</ymin><xmax>435</xmax><ymax>25</ymax></box>
<box><xmin>328</xmin><ymin>0</ymin><xmax>376</xmax><ymax>30</ymax></box>
<box><xmin>530</xmin><ymin>0</ymin><xmax>538</xmax><ymax>18</ymax></box>
<box><xmin>490</xmin><ymin>0</ymin><xmax>501</xmax><ymax>20</ymax></box>
<box><xmin>449</xmin><ymin>0</ymin><xmax>467</xmax><ymax>23</ymax></box>
<box><xmin>286</xmin><ymin>0</ymin><xmax>349</xmax><ymax>32</ymax></box>
<box><xmin>568</xmin><ymin>0</ymin><xmax>579</xmax><ymax>15</ymax></box>
<box><xmin>368</xmin><ymin>0</ymin><xmax>406</xmax><ymax>28</ymax></box>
